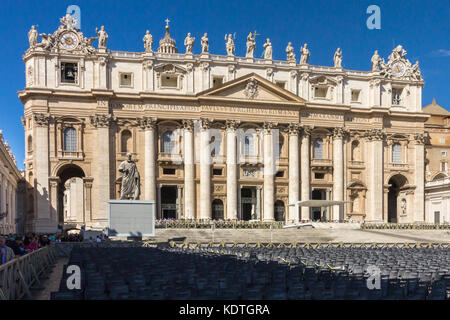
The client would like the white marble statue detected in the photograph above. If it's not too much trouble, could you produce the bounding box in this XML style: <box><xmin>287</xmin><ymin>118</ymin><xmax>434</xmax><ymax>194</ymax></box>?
<box><xmin>245</xmin><ymin>32</ymin><xmax>256</xmax><ymax>58</ymax></box>
<box><xmin>143</xmin><ymin>30</ymin><xmax>153</xmax><ymax>53</ymax></box>
<box><xmin>371</xmin><ymin>50</ymin><xmax>381</xmax><ymax>71</ymax></box>
<box><xmin>184</xmin><ymin>33</ymin><xmax>195</xmax><ymax>54</ymax></box>
<box><xmin>263</xmin><ymin>38</ymin><xmax>272</xmax><ymax>60</ymax></box>
<box><xmin>334</xmin><ymin>48</ymin><xmax>342</xmax><ymax>68</ymax></box>
<box><xmin>201</xmin><ymin>33</ymin><xmax>209</xmax><ymax>53</ymax></box>
<box><xmin>95</xmin><ymin>26</ymin><xmax>108</xmax><ymax>50</ymax></box>
<box><xmin>286</xmin><ymin>42</ymin><xmax>295</xmax><ymax>62</ymax></box>
<box><xmin>38</xmin><ymin>33</ymin><xmax>54</xmax><ymax>50</ymax></box>
<box><xmin>389</xmin><ymin>45</ymin><xmax>407</xmax><ymax>61</ymax></box>
<box><xmin>28</xmin><ymin>25</ymin><xmax>38</xmax><ymax>48</ymax></box>
<box><xmin>225</xmin><ymin>34</ymin><xmax>235</xmax><ymax>56</ymax></box>
<box><xmin>299</xmin><ymin>43</ymin><xmax>310</xmax><ymax>65</ymax></box>
<box><xmin>60</xmin><ymin>13</ymin><xmax>77</xmax><ymax>30</ymax></box>
<box><xmin>118</xmin><ymin>153</ymin><xmax>140</xmax><ymax>200</ymax></box>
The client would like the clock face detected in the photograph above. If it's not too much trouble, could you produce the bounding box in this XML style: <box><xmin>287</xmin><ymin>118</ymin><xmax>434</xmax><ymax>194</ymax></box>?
<box><xmin>60</xmin><ymin>32</ymin><xmax>79</xmax><ymax>50</ymax></box>
<box><xmin>391</xmin><ymin>61</ymin><xmax>405</xmax><ymax>77</ymax></box>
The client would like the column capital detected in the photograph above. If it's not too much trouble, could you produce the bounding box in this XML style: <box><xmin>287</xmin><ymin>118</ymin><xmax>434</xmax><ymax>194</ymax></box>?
<box><xmin>90</xmin><ymin>113</ymin><xmax>116</xmax><ymax>128</ymax></box>
<box><xmin>49</xmin><ymin>176</ymin><xmax>60</xmax><ymax>187</ymax></box>
<box><xmin>413</xmin><ymin>132</ymin><xmax>429</xmax><ymax>145</ymax></box>
<box><xmin>301</xmin><ymin>125</ymin><xmax>313</xmax><ymax>137</ymax></box>
<box><xmin>182</xmin><ymin>119</ymin><xmax>195</xmax><ymax>131</ymax></box>
<box><xmin>33</xmin><ymin>113</ymin><xmax>51</xmax><ymax>127</ymax></box>
<box><xmin>332</xmin><ymin>126</ymin><xmax>349</xmax><ymax>139</ymax></box>
<box><xmin>200</xmin><ymin>118</ymin><xmax>214</xmax><ymax>130</ymax></box>
<box><xmin>139</xmin><ymin>116</ymin><xmax>157</xmax><ymax>130</ymax></box>
<box><xmin>226</xmin><ymin>119</ymin><xmax>241</xmax><ymax>130</ymax></box>
<box><xmin>288</xmin><ymin>122</ymin><xmax>301</xmax><ymax>135</ymax></box>
<box><xmin>263</xmin><ymin>121</ymin><xmax>278</xmax><ymax>133</ymax></box>
<box><xmin>365</xmin><ymin>128</ymin><xmax>386</xmax><ymax>141</ymax></box>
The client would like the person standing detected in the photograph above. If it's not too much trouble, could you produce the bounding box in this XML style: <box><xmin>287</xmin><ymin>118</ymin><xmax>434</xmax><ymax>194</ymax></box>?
<box><xmin>0</xmin><ymin>237</ymin><xmax>15</xmax><ymax>264</ymax></box>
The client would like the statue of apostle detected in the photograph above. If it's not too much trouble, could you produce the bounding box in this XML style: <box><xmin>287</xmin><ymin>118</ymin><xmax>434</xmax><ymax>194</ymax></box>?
<box><xmin>118</xmin><ymin>153</ymin><xmax>140</xmax><ymax>200</ymax></box>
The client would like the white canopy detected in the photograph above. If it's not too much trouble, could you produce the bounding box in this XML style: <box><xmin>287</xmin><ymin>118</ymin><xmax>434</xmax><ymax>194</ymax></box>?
<box><xmin>288</xmin><ymin>200</ymin><xmax>351</xmax><ymax>207</ymax></box>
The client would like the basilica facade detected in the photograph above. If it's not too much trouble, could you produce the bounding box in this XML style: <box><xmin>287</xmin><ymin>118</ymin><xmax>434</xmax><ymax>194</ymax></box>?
<box><xmin>20</xmin><ymin>15</ymin><xmax>429</xmax><ymax>233</ymax></box>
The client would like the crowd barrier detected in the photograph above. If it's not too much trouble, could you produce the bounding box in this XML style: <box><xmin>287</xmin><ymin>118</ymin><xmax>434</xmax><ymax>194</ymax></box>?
<box><xmin>155</xmin><ymin>220</ymin><xmax>285</xmax><ymax>229</ymax></box>
<box><xmin>0</xmin><ymin>246</ymin><xmax>57</xmax><ymax>300</ymax></box>
<box><xmin>362</xmin><ymin>223</ymin><xmax>450</xmax><ymax>230</ymax></box>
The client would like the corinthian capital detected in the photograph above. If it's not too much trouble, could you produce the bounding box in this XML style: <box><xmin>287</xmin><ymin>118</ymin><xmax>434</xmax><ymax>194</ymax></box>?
<box><xmin>139</xmin><ymin>116</ymin><xmax>157</xmax><ymax>130</ymax></box>
<box><xmin>226</xmin><ymin>119</ymin><xmax>240</xmax><ymax>130</ymax></box>
<box><xmin>33</xmin><ymin>113</ymin><xmax>51</xmax><ymax>127</ymax></box>
<box><xmin>333</xmin><ymin>126</ymin><xmax>348</xmax><ymax>139</ymax></box>
<box><xmin>288</xmin><ymin>122</ymin><xmax>301</xmax><ymax>135</ymax></box>
<box><xmin>413</xmin><ymin>132</ymin><xmax>429</xmax><ymax>145</ymax></box>
<box><xmin>182</xmin><ymin>119</ymin><xmax>195</xmax><ymax>131</ymax></box>
<box><xmin>301</xmin><ymin>125</ymin><xmax>313</xmax><ymax>136</ymax></box>
<box><xmin>200</xmin><ymin>118</ymin><xmax>213</xmax><ymax>130</ymax></box>
<box><xmin>263</xmin><ymin>121</ymin><xmax>278</xmax><ymax>133</ymax></box>
<box><xmin>365</xmin><ymin>128</ymin><xmax>385</xmax><ymax>141</ymax></box>
<box><xmin>90</xmin><ymin>113</ymin><xmax>115</xmax><ymax>128</ymax></box>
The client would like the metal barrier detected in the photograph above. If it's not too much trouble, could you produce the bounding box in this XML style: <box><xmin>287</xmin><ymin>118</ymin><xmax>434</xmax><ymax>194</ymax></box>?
<box><xmin>362</xmin><ymin>223</ymin><xmax>450</xmax><ymax>230</ymax></box>
<box><xmin>0</xmin><ymin>246</ymin><xmax>57</xmax><ymax>300</ymax></box>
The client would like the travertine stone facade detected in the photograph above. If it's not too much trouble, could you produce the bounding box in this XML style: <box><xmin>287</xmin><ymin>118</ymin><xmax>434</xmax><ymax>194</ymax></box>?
<box><xmin>20</xmin><ymin>17</ymin><xmax>429</xmax><ymax>232</ymax></box>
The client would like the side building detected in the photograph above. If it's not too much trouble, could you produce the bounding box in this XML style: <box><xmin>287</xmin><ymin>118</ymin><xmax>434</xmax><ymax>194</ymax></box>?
<box><xmin>19</xmin><ymin>16</ymin><xmax>429</xmax><ymax>233</ymax></box>
<box><xmin>423</xmin><ymin>99</ymin><xmax>450</xmax><ymax>223</ymax></box>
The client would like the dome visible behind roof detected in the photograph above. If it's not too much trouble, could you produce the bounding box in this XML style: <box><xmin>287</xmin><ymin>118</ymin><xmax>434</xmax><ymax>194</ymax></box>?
<box><xmin>423</xmin><ymin>98</ymin><xmax>450</xmax><ymax>116</ymax></box>
<box><xmin>158</xmin><ymin>22</ymin><xmax>178</xmax><ymax>54</ymax></box>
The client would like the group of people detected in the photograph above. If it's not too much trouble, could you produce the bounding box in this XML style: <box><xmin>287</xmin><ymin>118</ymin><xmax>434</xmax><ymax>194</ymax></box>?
<box><xmin>0</xmin><ymin>233</ymin><xmax>54</xmax><ymax>265</ymax></box>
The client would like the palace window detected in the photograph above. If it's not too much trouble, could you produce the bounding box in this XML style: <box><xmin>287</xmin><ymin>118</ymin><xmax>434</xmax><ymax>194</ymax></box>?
<box><xmin>60</xmin><ymin>62</ymin><xmax>78</xmax><ymax>84</ymax></box>
<box><xmin>210</xmin><ymin>135</ymin><xmax>222</xmax><ymax>158</ymax></box>
<box><xmin>392</xmin><ymin>88</ymin><xmax>403</xmax><ymax>105</ymax></box>
<box><xmin>442</xmin><ymin>162</ymin><xmax>448</xmax><ymax>172</ymax></box>
<box><xmin>275</xmin><ymin>81</ymin><xmax>286</xmax><ymax>89</ymax></box>
<box><xmin>212</xmin><ymin>76</ymin><xmax>224</xmax><ymax>88</ymax></box>
<box><xmin>163</xmin><ymin>168</ymin><xmax>176</xmax><ymax>175</ymax></box>
<box><xmin>441</xmin><ymin>151</ymin><xmax>448</xmax><ymax>157</ymax></box>
<box><xmin>63</xmin><ymin>127</ymin><xmax>77</xmax><ymax>151</ymax></box>
<box><xmin>121</xmin><ymin>130</ymin><xmax>132</xmax><ymax>153</ymax></box>
<box><xmin>392</xmin><ymin>143</ymin><xmax>402</xmax><ymax>163</ymax></box>
<box><xmin>213</xmin><ymin>168</ymin><xmax>223</xmax><ymax>176</ymax></box>
<box><xmin>313</xmin><ymin>138</ymin><xmax>324</xmax><ymax>159</ymax></box>
<box><xmin>314</xmin><ymin>173</ymin><xmax>325</xmax><ymax>179</ymax></box>
<box><xmin>162</xmin><ymin>131</ymin><xmax>175</xmax><ymax>154</ymax></box>
<box><xmin>119</xmin><ymin>72</ymin><xmax>133</xmax><ymax>87</ymax></box>
<box><xmin>243</xmin><ymin>135</ymin><xmax>254</xmax><ymax>157</ymax></box>
<box><xmin>351</xmin><ymin>140</ymin><xmax>361</xmax><ymax>161</ymax></box>
<box><xmin>275</xmin><ymin>170</ymin><xmax>284</xmax><ymax>178</ymax></box>
<box><xmin>314</xmin><ymin>87</ymin><xmax>328</xmax><ymax>99</ymax></box>
<box><xmin>27</xmin><ymin>135</ymin><xmax>32</xmax><ymax>153</ymax></box>
<box><xmin>161</xmin><ymin>74</ymin><xmax>178</xmax><ymax>88</ymax></box>
<box><xmin>351</xmin><ymin>89</ymin><xmax>361</xmax><ymax>103</ymax></box>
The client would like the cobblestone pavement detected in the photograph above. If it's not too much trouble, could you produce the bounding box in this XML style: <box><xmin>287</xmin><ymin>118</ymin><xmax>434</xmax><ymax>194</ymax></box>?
<box><xmin>32</xmin><ymin>257</ymin><xmax>68</xmax><ymax>300</ymax></box>
<box><xmin>145</xmin><ymin>229</ymin><xmax>450</xmax><ymax>243</ymax></box>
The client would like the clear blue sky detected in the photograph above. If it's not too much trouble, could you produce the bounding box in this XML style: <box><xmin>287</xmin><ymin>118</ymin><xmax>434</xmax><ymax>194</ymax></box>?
<box><xmin>1</xmin><ymin>0</ymin><xmax>449</xmax><ymax>169</ymax></box>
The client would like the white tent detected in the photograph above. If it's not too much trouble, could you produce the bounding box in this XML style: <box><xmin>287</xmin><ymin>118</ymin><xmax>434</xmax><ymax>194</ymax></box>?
<box><xmin>288</xmin><ymin>200</ymin><xmax>352</xmax><ymax>223</ymax></box>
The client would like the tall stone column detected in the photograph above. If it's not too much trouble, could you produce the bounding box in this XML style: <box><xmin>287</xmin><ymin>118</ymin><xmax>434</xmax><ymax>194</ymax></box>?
<box><xmin>366</xmin><ymin>129</ymin><xmax>385</xmax><ymax>222</ymax></box>
<box><xmin>288</xmin><ymin>123</ymin><xmax>300</xmax><ymax>222</ymax></box>
<box><xmin>182</xmin><ymin>120</ymin><xmax>195</xmax><ymax>219</ymax></box>
<box><xmin>300</xmin><ymin>126</ymin><xmax>312</xmax><ymax>221</ymax></box>
<box><xmin>141</xmin><ymin>117</ymin><xmax>157</xmax><ymax>202</ymax></box>
<box><xmin>90</xmin><ymin>113</ymin><xmax>114</xmax><ymax>224</ymax></box>
<box><xmin>49</xmin><ymin>177</ymin><xmax>60</xmax><ymax>225</ymax></box>
<box><xmin>199</xmin><ymin>119</ymin><xmax>212</xmax><ymax>219</ymax></box>
<box><xmin>256</xmin><ymin>186</ymin><xmax>262</xmax><ymax>220</ymax></box>
<box><xmin>332</xmin><ymin>127</ymin><xmax>346</xmax><ymax>221</ymax></box>
<box><xmin>226</xmin><ymin>120</ymin><xmax>239</xmax><ymax>220</ymax></box>
<box><xmin>83</xmin><ymin>177</ymin><xmax>93</xmax><ymax>224</ymax></box>
<box><xmin>263</xmin><ymin>122</ymin><xmax>276</xmax><ymax>221</ymax></box>
<box><xmin>413</xmin><ymin>133</ymin><xmax>426</xmax><ymax>222</ymax></box>
<box><xmin>33</xmin><ymin>113</ymin><xmax>55</xmax><ymax>232</ymax></box>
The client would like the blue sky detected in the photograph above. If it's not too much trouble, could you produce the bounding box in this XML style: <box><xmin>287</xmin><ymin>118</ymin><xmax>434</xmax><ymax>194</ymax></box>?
<box><xmin>1</xmin><ymin>0</ymin><xmax>449</xmax><ymax>169</ymax></box>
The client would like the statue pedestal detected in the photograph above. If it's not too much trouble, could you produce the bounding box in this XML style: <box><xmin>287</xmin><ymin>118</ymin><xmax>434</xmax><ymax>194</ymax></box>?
<box><xmin>107</xmin><ymin>200</ymin><xmax>155</xmax><ymax>237</ymax></box>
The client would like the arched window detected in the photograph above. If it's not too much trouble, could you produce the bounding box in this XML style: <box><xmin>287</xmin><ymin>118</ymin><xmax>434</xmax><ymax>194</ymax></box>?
<box><xmin>313</xmin><ymin>138</ymin><xmax>323</xmax><ymax>159</ymax></box>
<box><xmin>243</xmin><ymin>135</ymin><xmax>254</xmax><ymax>157</ymax></box>
<box><xmin>121</xmin><ymin>130</ymin><xmax>132</xmax><ymax>153</ymax></box>
<box><xmin>63</xmin><ymin>127</ymin><xmax>77</xmax><ymax>151</ymax></box>
<box><xmin>27</xmin><ymin>135</ymin><xmax>32</xmax><ymax>153</ymax></box>
<box><xmin>351</xmin><ymin>140</ymin><xmax>360</xmax><ymax>161</ymax></box>
<box><xmin>392</xmin><ymin>143</ymin><xmax>402</xmax><ymax>164</ymax></box>
<box><xmin>162</xmin><ymin>131</ymin><xmax>175</xmax><ymax>154</ymax></box>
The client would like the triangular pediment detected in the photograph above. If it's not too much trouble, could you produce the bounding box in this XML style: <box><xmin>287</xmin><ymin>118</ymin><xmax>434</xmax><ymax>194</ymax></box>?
<box><xmin>197</xmin><ymin>73</ymin><xmax>305</xmax><ymax>104</ymax></box>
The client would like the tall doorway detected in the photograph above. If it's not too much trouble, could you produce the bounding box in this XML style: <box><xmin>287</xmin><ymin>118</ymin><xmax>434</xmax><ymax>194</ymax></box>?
<box><xmin>241</xmin><ymin>187</ymin><xmax>256</xmax><ymax>221</ymax></box>
<box><xmin>311</xmin><ymin>189</ymin><xmax>327</xmax><ymax>221</ymax></box>
<box><xmin>387</xmin><ymin>174</ymin><xmax>408</xmax><ymax>223</ymax></box>
<box><xmin>161</xmin><ymin>186</ymin><xmax>177</xmax><ymax>219</ymax></box>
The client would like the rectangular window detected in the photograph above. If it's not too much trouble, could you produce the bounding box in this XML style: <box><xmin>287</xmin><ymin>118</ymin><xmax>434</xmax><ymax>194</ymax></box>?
<box><xmin>275</xmin><ymin>170</ymin><xmax>284</xmax><ymax>178</ymax></box>
<box><xmin>163</xmin><ymin>168</ymin><xmax>176</xmax><ymax>175</ymax></box>
<box><xmin>314</xmin><ymin>173</ymin><xmax>325</xmax><ymax>179</ymax></box>
<box><xmin>120</xmin><ymin>73</ymin><xmax>132</xmax><ymax>87</ymax></box>
<box><xmin>61</xmin><ymin>62</ymin><xmax>78</xmax><ymax>84</ymax></box>
<box><xmin>392</xmin><ymin>88</ymin><xmax>402</xmax><ymax>105</ymax></box>
<box><xmin>442</xmin><ymin>162</ymin><xmax>447</xmax><ymax>172</ymax></box>
<box><xmin>392</xmin><ymin>143</ymin><xmax>402</xmax><ymax>164</ymax></box>
<box><xmin>441</xmin><ymin>151</ymin><xmax>448</xmax><ymax>157</ymax></box>
<box><xmin>213</xmin><ymin>168</ymin><xmax>223</xmax><ymax>176</ymax></box>
<box><xmin>161</xmin><ymin>74</ymin><xmax>178</xmax><ymax>88</ymax></box>
<box><xmin>275</xmin><ymin>81</ymin><xmax>286</xmax><ymax>89</ymax></box>
<box><xmin>212</xmin><ymin>76</ymin><xmax>224</xmax><ymax>88</ymax></box>
<box><xmin>351</xmin><ymin>90</ymin><xmax>361</xmax><ymax>102</ymax></box>
<box><xmin>314</xmin><ymin>87</ymin><xmax>328</xmax><ymax>99</ymax></box>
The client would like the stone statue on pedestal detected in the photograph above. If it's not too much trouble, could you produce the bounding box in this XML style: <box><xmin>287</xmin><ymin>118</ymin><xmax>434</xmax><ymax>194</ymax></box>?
<box><xmin>371</xmin><ymin>50</ymin><xmax>381</xmax><ymax>71</ymax></box>
<box><xmin>334</xmin><ymin>48</ymin><xmax>342</xmax><ymax>68</ymax></box>
<box><xmin>28</xmin><ymin>25</ymin><xmax>38</xmax><ymax>48</ymax></box>
<box><xmin>201</xmin><ymin>33</ymin><xmax>209</xmax><ymax>53</ymax></box>
<box><xmin>95</xmin><ymin>26</ymin><xmax>108</xmax><ymax>50</ymax></box>
<box><xmin>263</xmin><ymin>38</ymin><xmax>272</xmax><ymax>60</ymax></box>
<box><xmin>246</xmin><ymin>32</ymin><xmax>256</xmax><ymax>58</ymax></box>
<box><xmin>299</xmin><ymin>43</ymin><xmax>310</xmax><ymax>65</ymax></box>
<box><xmin>118</xmin><ymin>153</ymin><xmax>140</xmax><ymax>200</ymax></box>
<box><xmin>225</xmin><ymin>34</ymin><xmax>235</xmax><ymax>56</ymax></box>
<box><xmin>143</xmin><ymin>30</ymin><xmax>153</xmax><ymax>52</ymax></box>
<box><xmin>184</xmin><ymin>33</ymin><xmax>195</xmax><ymax>54</ymax></box>
<box><xmin>286</xmin><ymin>42</ymin><xmax>296</xmax><ymax>62</ymax></box>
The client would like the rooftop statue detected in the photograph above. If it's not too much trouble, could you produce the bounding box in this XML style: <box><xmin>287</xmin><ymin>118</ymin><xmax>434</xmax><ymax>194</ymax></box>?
<box><xmin>371</xmin><ymin>50</ymin><xmax>381</xmax><ymax>71</ymax></box>
<box><xmin>95</xmin><ymin>25</ymin><xmax>108</xmax><ymax>50</ymax></box>
<box><xmin>286</xmin><ymin>42</ymin><xmax>295</xmax><ymax>63</ymax></box>
<box><xmin>263</xmin><ymin>38</ymin><xmax>272</xmax><ymax>60</ymax></box>
<box><xmin>299</xmin><ymin>43</ymin><xmax>310</xmax><ymax>65</ymax></box>
<box><xmin>245</xmin><ymin>31</ymin><xmax>257</xmax><ymax>58</ymax></box>
<box><xmin>225</xmin><ymin>34</ymin><xmax>235</xmax><ymax>56</ymax></box>
<box><xmin>334</xmin><ymin>47</ymin><xmax>342</xmax><ymax>68</ymax></box>
<box><xmin>28</xmin><ymin>25</ymin><xmax>38</xmax><ymax>49</ymax></box>
<box><xmin>118</xmin><ymin>153</ymin><xmax>140</xmax><ymax>200</ymax></box>
<box><xmin>184</xmin><ymin>32</ymin><xmax>195</xmax><ymax>54</ymax></box>
<box><xmin>60</xmin><ymin>13</ymin><xmax>78</xmax><ymax>30</ymax></box>
<box><xmin>201</xmin><ymin>33</ymin><xmax>209</xmax><ymax>53</ymax></box>
<box><xmin>143</xmin><ymin>30</ymin><xmax>153</xmax><ymax>53</ymax></box>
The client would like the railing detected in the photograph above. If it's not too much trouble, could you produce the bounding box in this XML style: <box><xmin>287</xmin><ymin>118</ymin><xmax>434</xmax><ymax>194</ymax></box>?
<box><xmin>155</xmin><ymin>220</ymin><xmax>285</xmax><ymax>229</ymax></box>
<box><xmin>0</xmin><ymin>246</ymin><xmax>57</xmax><ymax>300</ymax></box>
<box><xmin>361</xmin><ymin>223</ymin><xmax>450</xmax><ymax>230</ymax></box>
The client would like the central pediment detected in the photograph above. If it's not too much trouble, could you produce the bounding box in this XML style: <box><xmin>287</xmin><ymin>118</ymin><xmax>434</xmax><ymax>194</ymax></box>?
<box><xmin>197</xmin><ymin>73</ymin><xmax>305</xmax><ymax>104</ymax></box>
